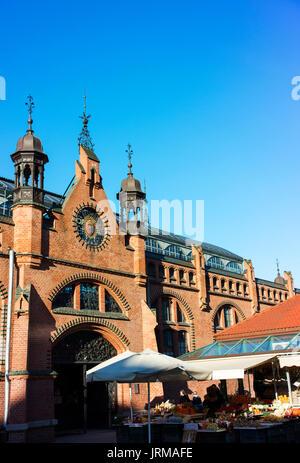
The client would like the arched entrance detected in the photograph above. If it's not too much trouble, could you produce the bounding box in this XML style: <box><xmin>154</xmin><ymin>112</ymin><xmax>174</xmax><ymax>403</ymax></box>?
<box><xmin>52</xmin><ymin>330</ymin><xmax>117</xmax><ymax>433</ymax></box>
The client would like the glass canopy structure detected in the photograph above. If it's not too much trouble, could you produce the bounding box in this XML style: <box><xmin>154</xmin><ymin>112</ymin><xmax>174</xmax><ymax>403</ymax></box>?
<box><xmin>179</xmin><ymin>332</ymin><xmax>300</xmax><ymax>360</ymax></box>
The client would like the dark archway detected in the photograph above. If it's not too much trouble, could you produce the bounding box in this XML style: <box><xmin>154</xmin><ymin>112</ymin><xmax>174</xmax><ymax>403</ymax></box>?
<box><xmin>52</xmin><ymin>330</ymin><xmax>117</xmax><ymax>433</ymax></box>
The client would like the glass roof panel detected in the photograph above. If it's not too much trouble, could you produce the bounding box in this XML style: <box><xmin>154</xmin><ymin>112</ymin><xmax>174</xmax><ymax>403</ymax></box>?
<box><xmin>228</xmin><ymin>340</ymin><xmax>257</xmax><ymax>355</ymax></box>
<box><xmin>179</xmin><ymin>332</ymin><xmax>300</xmax><ymax>360</ymax></box>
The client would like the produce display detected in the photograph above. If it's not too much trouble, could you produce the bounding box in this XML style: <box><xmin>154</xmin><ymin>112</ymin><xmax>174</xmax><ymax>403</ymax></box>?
<box><xmin>116</xmin><ymin>393</ymin><xmax>300</xmax><ymax>435</ymax></box>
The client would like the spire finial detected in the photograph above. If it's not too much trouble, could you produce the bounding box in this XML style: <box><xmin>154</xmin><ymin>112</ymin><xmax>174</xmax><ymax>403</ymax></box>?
<box><xmin>25</xmin><ymin>95</ymin><xmax>34</xmax><ymax>134</ymax></box>
<box><xmin>78</xmin><ymin>90</ymin><xmax>94</xmax><ymax>150</ymax></box>
<box><xmin>126</xmin><ymin>143</ymin><xmax>133</xmax><ymax>176</ymax></box>
<box><xmin>276</xmin><ymin>258</ymin><xmax>280</xmax><ymax>276</ymax></box>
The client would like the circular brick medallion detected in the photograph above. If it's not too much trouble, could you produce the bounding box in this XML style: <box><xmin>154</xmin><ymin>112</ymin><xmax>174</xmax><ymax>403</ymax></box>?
<box><xmin>72</xmin><ymin>204</ymin><xmax>110</xmax><ymax>251</ymax></box>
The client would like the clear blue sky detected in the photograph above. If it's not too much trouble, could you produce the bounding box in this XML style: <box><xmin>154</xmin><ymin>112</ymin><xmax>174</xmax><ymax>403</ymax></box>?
<box><xmin>0</xmin><ymin>0</ymin><xmax>299</xmax><ymax>287</ymax></box>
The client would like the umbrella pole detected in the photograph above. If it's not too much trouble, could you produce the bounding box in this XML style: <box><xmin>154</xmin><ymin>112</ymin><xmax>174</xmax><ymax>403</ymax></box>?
<box><xmin>272</xmin><ymin>361</ymin><xmax>278</xmax><ymax>400</ymax></box>
<box><xmin>129</xmin><ymin>383</ymin><xmax>133</xmax><ymax>422</ymax></box>
<box><xmin>147</xmin><ymin>382</ymin><xmax>151</xmax><ymax>444</ymax></box>
<box><xmin>286</xmin><ymin>367</ymin><xmax>293</xmax><ymax>407</ymax></box>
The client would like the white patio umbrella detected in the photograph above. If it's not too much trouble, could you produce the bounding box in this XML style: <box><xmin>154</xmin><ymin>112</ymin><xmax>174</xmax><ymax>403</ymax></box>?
<box><xmin>86</xmin><ymin>348</ymin><xmax>205</xmax><ymax>443</ymax></box>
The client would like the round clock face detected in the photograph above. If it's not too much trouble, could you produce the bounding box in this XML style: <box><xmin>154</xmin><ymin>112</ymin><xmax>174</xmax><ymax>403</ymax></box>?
<box><xmin>72</xmin><ymin>205</ymin><xmax>110</xmax><ymax>251</ymax></box>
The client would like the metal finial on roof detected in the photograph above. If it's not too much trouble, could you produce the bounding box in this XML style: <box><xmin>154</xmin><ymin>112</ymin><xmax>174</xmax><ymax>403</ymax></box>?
<box><xmin>126</xmin><ymin>143</ymin><xmax>133</xmax><ymax>176</ymax></box>
<box><xmin>78</xmin><ymin>90</ymin><xmax>94</xmax><ymax>150</ymax></box>
<box><xmin>25</xmin><ymin>95</ymin><xmax>34</xmax><ymax>134</ymax></box>
<box><xmin>276</xmin><ymin>258</ymin><xmax>280</xmax><ymax>276</ymax></box>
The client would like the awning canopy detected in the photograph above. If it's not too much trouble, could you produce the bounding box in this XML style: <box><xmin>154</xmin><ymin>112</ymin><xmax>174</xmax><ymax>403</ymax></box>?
<box><xmin>278</xmin><ymin>353</ymin><xmax>300</xmax><ymax>368</ymax></box>
<box><xmin>86</xmin><ymin>348</ymin><xmax>210</xmax><ymax>383</ymax></box>
<box><xmin>184</xmin><ymin>353</ymin><xmax>277</xmax><ymax>380</ymax></box>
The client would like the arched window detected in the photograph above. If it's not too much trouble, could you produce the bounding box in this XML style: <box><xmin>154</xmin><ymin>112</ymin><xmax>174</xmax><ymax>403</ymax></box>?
<box><xmin>179</xmin><ymin>269</ymin><xmax>186</xmax><ymax>284</ymax></box>
<box><xmin>213</xmin><ymin>277</ymin><xmax>218</xmax><ymax>290</ymax></box>
<box><xmin>189</xmin><ymin>272</ymin><xmax>195</xmax><ymax>286</ymax></box>
<box><xmin>176</xmin><ymin>303</ymin><xmax>186</xmax><ymax>323</ymax></box>
<box><xmin>128</xmin><ymin>209</ymin><xmax>135</xmax><ymax>221</ymax></box>
<box><xmin>207</xmin><ymin>256</ymin><xmax>224</xmax><ymax>270</ymax></box>
<box><xmin>169</xmin><ymin>267</ymin><xmax>176</xmax><ymax>281</ymax></box>
<box><xmin>105</xmin><ymin>290</ymin><xmax>122</xmax><ymax>313</ymax></box>
<box><xmin>155</xmin><ymin>295</ymin><xmax>190</xmax><ymax>357</ymax></box>
<box><xmin>80</xmin><ymin>282</ymin><xmax>99</xmax><ymax>310</ymax></box>
<box><xmin>23</xmin><ymin>164</ymin><xmax>31</xmax><ymax>186</ymax></box>
<box><xmin>178</xmin><ymin>331</ymin><xmax>189</xmax><ymax>355</ymax></box>
<box><xmin>52</xmin><ymin>281</ymin><xmax>123</xmax><ymax>314</ymax></box>
<box><xmin>52</xmin><ymin>285</ymin><xmax>74</xmax><ymax>309</ymax></box>
<box><xmin>162</xmin><ymin>297</ymin><xmax>172</xmax><ymax>322</ymax></box>
<box><xmin>213</xmin><ymin>305</ymin><xmax>241</xmax><ymax>332</ymax></box>
<box><xmin>163</xmin><ymin>330</ymin><xmax>174</xmax><ymax>356</ymax></box>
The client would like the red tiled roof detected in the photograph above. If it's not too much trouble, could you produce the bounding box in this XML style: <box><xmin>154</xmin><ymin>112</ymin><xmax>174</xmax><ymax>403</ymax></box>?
<box><xmin>215</xmin><ymin>294</ymin><xmax>300</xmax><ymax>341</ymax></box>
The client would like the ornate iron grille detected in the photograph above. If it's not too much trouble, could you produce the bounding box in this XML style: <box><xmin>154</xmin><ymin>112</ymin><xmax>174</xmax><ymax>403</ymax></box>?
<box><xmin>52</xmin><ymin>331</ymin><xmax>117</xmax><ymax>364</ymax></box>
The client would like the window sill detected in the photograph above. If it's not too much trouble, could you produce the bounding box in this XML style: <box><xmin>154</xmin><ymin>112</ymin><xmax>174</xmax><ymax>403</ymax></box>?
<box><xmin>178</xmin><ymin>322</ymin><xmax>190</xmax><ymax>327</ymax></box>
<box><xmin>162</xmin><ymin>320</ymin><xmax>176</xmax><ymax>326</ymax></box>
<box><xmin>52</xmin><ymin>307</ymin><xmax>129</xmax><ymax>320</ymax></box>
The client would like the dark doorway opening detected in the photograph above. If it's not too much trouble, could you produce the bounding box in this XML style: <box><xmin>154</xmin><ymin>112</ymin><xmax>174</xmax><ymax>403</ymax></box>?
<box><xmin>52</xmin><ymin>330</ymin><xmax>117</xmax><ymax>434</ymax></box>
<box><xmin>53</xmin><ymin>363</ymin><xmax>111</xmax><ymax>432</ymax></box>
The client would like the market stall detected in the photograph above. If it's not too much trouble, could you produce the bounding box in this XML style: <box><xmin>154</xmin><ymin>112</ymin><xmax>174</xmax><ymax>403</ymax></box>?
<box><xmin>86</xmin><ymin>348</ymin><xmax>209</xmax><ymax>443</ymax></box>
<box><xmin>87</xmin><ymin>349</ymin><xmax>300</xmax><ymax>443</ymax></box>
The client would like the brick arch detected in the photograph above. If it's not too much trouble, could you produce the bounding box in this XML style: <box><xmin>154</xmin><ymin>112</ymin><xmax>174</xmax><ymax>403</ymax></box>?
<box><xmin>0</xmin><ymin>282</ymin><xmax>9</xmax><ymax>367</ymax></box>
<box><xmin>48</xmin><ymin>272</ymin><xmax>132</xmax><ymax>313</ymax></box>
<box><xmin>150</xmin><ymin>288</ymin><xmax>194</xmax><ymax>321</ymax></box>
<box><xmin>50</xmin><ymin>317</ymin><xmax>130</xmax><ymax>351</ymax></box>
<box><xmin>211</xmin><ymin>300</ymin><xmax>246</xmax><ymax>323</ymax></box>
<box><xmin>149</xmin><ymin>288</ymin><xmax>196</xmax><ymax>350</ymax></box>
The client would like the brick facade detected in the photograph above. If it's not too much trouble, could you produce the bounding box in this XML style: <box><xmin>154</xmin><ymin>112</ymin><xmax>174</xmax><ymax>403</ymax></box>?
<box><xmin>0</xmin><ymin>124</ymin><xmax>296</xmax><ymax>442</ymax></box>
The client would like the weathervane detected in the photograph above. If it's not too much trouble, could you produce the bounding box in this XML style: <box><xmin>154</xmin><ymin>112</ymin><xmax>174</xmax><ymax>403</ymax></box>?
<box><xmin>78</xmin><ymin>90</ymin><xmax>94</xmax><ymax>150</ymax></box>
<box><xmin>25</xmin><ymin>95</ymin><xmax>34</xmax><ymax>134</ymax></box>
<box><xmin>276</xmin><ymin>258</ymin><xmax>280</xmax><ymax>276</ymax></box>
<box><xmin>126</xmin><ymin>143</ymin><xmax>133</xmax><ymax>176</ymax></box>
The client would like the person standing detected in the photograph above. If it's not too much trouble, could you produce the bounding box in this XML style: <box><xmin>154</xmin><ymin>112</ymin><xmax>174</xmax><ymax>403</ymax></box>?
<box><xmin>192</xmin><ymin>391</ymin><xmax>203</xmax><ymax>410</ymax></box>
<box><xmin>179</xmin><ymin>389</ymin><xmax>191</xmax><ymax>404</ymax></box>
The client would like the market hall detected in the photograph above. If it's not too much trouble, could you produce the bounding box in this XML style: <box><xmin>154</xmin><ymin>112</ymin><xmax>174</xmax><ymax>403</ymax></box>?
<box><xmin>0</xmin><ymin>99</ymin><xmax>299</xmax><ymax>443</ymax></box>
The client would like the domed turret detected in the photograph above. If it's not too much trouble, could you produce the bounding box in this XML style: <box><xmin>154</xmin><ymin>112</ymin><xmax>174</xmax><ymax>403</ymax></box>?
<box><xmin>274</xmin><ymin>259</ymin><xmax>285</xmax><ymax>285</ymax></box>
<box><xmin>117</xmin><ymin>144</ymin><xmax>146</xmax><ymax>235</ymax></box>
<box><xmin>16</xmin><ymin>132</ymin><xmax>44</xmax><ymax>153</ymax></box>
<box><xmin>11</xmin><ymin>96</ymin><xmax>48</xmax><ymax>205</ymax></box>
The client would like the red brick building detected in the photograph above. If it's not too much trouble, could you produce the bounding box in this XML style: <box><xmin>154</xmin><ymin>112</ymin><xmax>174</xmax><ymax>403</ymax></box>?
<box><xmin>0</xmin><ymin>104</ymin><xmax>297</xmax><ymax>442</ymax></box>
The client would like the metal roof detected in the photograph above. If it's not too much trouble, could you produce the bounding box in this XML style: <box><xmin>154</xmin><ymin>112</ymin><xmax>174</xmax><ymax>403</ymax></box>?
<box><xmin>147</xmin><ymin>226</ymin><xmax>243</xmax><ymax>261</ymax></box>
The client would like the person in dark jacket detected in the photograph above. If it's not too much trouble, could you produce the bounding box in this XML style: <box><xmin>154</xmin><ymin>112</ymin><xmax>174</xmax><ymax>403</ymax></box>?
<box><xmin>203</xmin><ymin>385</ymin><xmax>225</xmax><ymax>417</ymax></box>
<box><xmin>178</xmin><ymin>389</ymin><xmax>191</xmax><ymax>404</ymax></box>
<box><xmin>192</xmin><ymin>391</ymin><xmax>203</xmax><ymax>410</ymax></box>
